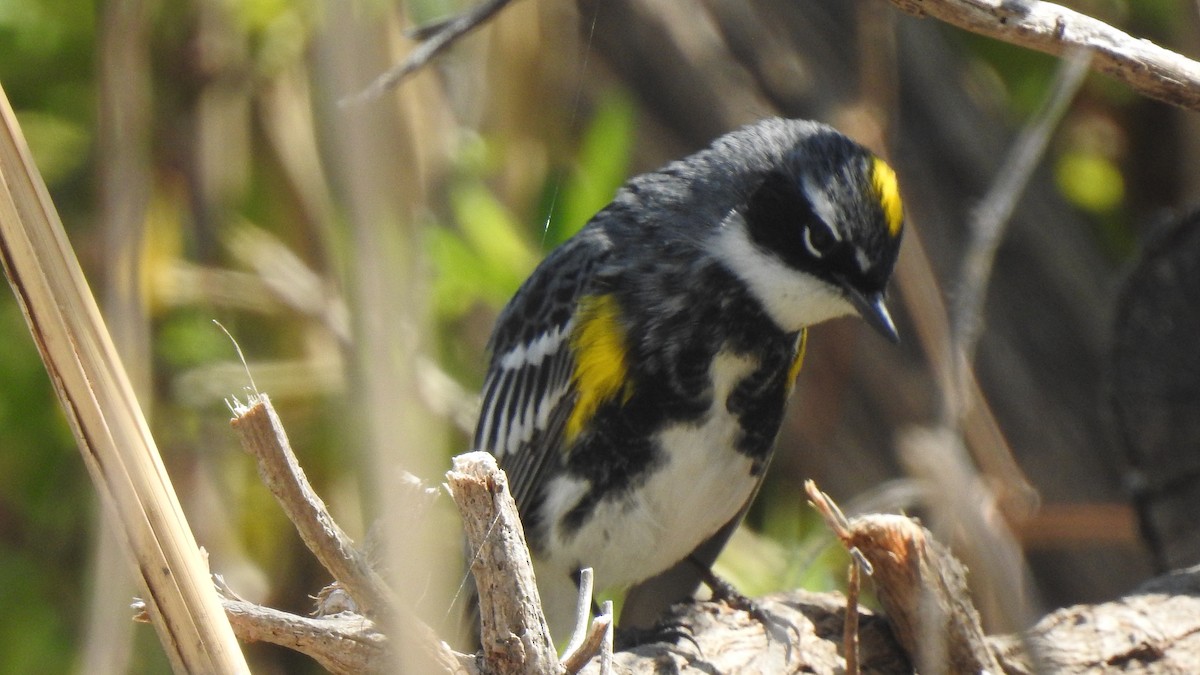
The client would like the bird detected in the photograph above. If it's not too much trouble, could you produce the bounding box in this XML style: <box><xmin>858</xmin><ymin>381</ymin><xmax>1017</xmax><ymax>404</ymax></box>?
<box><xmin>470</xmin><ymin>117</ymin><xmax>904</xmax><ymax>642</ymax></box>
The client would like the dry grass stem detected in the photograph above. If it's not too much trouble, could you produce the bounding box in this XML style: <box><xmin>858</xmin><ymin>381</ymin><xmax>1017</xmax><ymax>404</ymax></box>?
<box><xmin>0</xmin><ymin>82</ymin><xmax>248</xmax><ymax>673</ymax></box>
<box><xmin>844</xmin><ymin>559</ymin><xmax>862</xmax><ymax>675</ymax></box>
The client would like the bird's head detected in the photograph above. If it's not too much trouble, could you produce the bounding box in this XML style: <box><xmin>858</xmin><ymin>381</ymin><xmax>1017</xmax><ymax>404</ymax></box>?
<box><xmin>715</xmin><ymin>128</ymin><xmax>904</xmax><ymax>341</ymax></box>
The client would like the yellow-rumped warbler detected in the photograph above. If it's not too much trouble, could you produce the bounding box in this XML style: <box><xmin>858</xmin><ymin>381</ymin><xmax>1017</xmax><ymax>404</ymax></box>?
<box><xmin>472</xmin><ymin>118</ymin><xmax>903</xmax><ymax>640</ymax></box>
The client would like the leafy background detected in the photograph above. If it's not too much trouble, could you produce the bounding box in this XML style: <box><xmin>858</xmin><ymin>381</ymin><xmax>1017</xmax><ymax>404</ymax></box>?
<box><xmin>1</xmin><ymin>0</ymin><xmax>1195</xmax><ymax>671</ymax></box>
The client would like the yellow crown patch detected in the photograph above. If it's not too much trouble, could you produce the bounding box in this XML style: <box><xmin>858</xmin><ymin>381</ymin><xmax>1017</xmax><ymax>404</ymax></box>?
<box><xmin>871</xmin><ymin>157</ymin><xmax>904</xmax><ymax>238</ymax></box>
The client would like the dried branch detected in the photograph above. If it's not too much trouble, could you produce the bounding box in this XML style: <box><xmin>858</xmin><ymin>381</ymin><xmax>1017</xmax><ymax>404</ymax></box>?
<box><xmin>446</xmin><ymin>451</ymin><xmax>561</xmax><ymax>674</ymax></box>
<box><xmin>163</xmin><ymin>587</ymin><xmax>476</xmax><ymax>675</ymax></box>
<box><xmin>561</xmin><ymin>611</ymin><xmax>612</xmax><ymax>675</ymax></box>
<box><xmin>349</xmin><ymin>0</ymin><xmax>1200</xmax><ymax>120</ymax></box>
<box><xmin>571</xmin><ymin>565</ymin><xmax>1200</xmax><ymax>672</ymax></box>
<box><xmin>888</xmin><ymin>0</ymin><xmax>1200</xmax><ymax>113</ymax></box>
<box><xmin>223</xmin><ymin>599</ymin><xmax>388</xmax><ymax>675</ymax></box>
<box><xmin>206</xmin><ymin>555</ymin><xmax>1200</xmax><ymax>674</ymax></box>
<box><xmin>596</xmin><ymin>601</ymin><xmax>614</xmax><ymax>675</ymax></box>
<box><xmin>994</xmin><ymin>567</ymin><xmax>1200</xmax><ymax>672</ymax></box>
<box><xmin>227</xmin><ymin>394</ymin><xmax>472</xmax><ymax>673</ymax></box>
<box><xmin>211</xmin><ymin>415</ymin><xmax>1200</xmax><ymax>673</ymax></box>
<box><xmin>229</xmin><ymin>394</ymin><xmax>396</xmax><ymax>620</ymax></box>
<box><xmin>341</xmin><ymin>0</ymin><xmax>1200</xmax><ymax>119</ymax></box>
<box><xmin>342</xmin><ymin>0</ymin><xmax>518</xmax><ymax>106</ymax></box>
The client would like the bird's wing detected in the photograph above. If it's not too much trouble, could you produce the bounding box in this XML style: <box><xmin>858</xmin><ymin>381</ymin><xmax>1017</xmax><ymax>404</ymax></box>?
<box><xmin>474</xmin><ymin>231</ymin><xmax>612</xmax><ymax>519</ymax></box>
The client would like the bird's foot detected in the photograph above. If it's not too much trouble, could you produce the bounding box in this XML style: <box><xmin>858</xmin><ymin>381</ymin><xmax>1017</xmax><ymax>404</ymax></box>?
<box><xmin>696</xmin><ymin>566</ymin><xmax>793</xmax><ymax>645</ymax></box>
<box><xmin>614</xmin><ymin>615</ymin><xmax>701</xmax><ymax>654</ymax></box>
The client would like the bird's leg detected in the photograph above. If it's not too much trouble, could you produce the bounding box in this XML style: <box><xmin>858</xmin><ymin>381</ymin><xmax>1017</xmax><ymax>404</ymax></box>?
<box><xmin>687</xmin><ymin>555</ymin><xmax>791</xmax><ymax>646</ymax></box>
<box><xmin>686</xmin><ymin>555</ymin><xmax>764</xmax><ymax>618</ymax></box>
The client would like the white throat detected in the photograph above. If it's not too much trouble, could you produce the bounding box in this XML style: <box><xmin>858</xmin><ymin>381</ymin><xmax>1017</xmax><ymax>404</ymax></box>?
<box><xmin>709</xmin><ymin>212</ymin><xmax>854</xmax><ymax>333</ymax></box>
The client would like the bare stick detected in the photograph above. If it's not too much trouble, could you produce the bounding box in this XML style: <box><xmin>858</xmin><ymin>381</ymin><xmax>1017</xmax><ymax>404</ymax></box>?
<box><xmin>446</xmin><ymin>451</ymin><xmax>560</xmax><ymax>674</ymax></box>
<box><xmin>598</xmin><ymin>600</ymin><xmax>614</xmax><ymax>675</ymax></box>
<box><xmin>229</xmin><ymin>395</ymin><xmax>395</xmax><ymax>619</ymax></box>
<box><xmin>888</xmin><ymin>0</ymin><xmax>1200</xmax><ymax>113</ymax></box>
<box><xmin>142</xmin><ymin>592</ymin><xmax>477</xmax><ymax>675</ymax></box>
<box><xmin>342</xmin><ymin>0</ymin><xmax>518</xmax><ymax>106</ymax></box>
<box><xmin>562</xmin><ymin>567</ymin><xmax>595</xmax><ymax>663</ymax></box>
<box><xmin>229</xmin><ymin>395</ymin><xmax>469</xmax><ymax>672</ymax></box>
<box><xmin>561</xmin><ymin>610</ymin><xmax>613</xmax><ymax>675</ymax></box>
<box><xmin>221</xmin><ymin>598</ymin><xmax>387</xmax><ymax>675</ymax></box>
<box><xmin>218</xmin><ymin>590</ymin><xmax>391</xmax><ymax>675</ymax></box>
<box><xmin>951</xmin><ymin>47</ymin><xmax>1091</xmax><ymax>417</ymax></box>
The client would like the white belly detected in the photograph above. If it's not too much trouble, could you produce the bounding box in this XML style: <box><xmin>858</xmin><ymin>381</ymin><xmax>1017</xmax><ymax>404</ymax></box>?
<box><xmin>534</xmin><ymin>352</ymin><xmax>762</xmax><ymax>635</ymax></box>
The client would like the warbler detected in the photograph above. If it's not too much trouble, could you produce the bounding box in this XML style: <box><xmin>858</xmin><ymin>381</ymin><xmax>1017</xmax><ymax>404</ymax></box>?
<box><xmin>471</xmin><ymin>117</ymin><xmax>904</xmax><ymax>641</ymax></box>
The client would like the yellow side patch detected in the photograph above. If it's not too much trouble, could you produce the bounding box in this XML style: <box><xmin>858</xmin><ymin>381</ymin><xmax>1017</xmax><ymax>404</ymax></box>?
<box><xmin>786</xmin><ymin>328</ymin><xmax>809</xmax><ymax>389</ymax></box>
<box><xmin>566</xmin><ymin>294</ymin><xmax>633</xmax><ymax>442</ymax></box>
<box><xmin>871</xmin><ymin>156</ymin><xmax>904</xmax><ymax>238</ymax></box>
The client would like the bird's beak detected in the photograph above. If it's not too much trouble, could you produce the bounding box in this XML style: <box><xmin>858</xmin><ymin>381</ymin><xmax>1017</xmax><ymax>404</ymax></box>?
<box><xmin>840</xmin><ymin>281</ymin><xmax>900</xmax><ymax>344</ymax></box>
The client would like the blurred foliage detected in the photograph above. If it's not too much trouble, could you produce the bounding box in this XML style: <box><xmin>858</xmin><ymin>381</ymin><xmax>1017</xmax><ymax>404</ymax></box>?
<box><xmin>430</xmin><ymin>90</ymin><xmax>638</xmax><ymax>314</ymax></box>
<box><xmin>0</xmin><ymin>0</ymin><xmax>100</xmax><ymax>673</ymax></box>
<box><xmin>429</xmin><ymin>90</ymin><xmax>636</xmax><ymax>384</ymax></box>
<box><xmin>543</xmin><ymin>90</ymin><xmax>638</xmax><ymax>246</ymax></box>
<box><xmin>0</xmin><ymin>303</ymin><xmax>82</xmax><ymax>675</ymax></box>
<box><xmin>0</xmin><ymin>0</ymin><xmax>1194</xmax><ymax>670</ymax></box>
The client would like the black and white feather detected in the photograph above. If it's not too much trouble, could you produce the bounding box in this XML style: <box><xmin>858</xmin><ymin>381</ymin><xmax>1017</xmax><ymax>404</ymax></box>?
<box><xmin>472</xmin><ymin>231</ymin><xmax>613</xmax><ymax>521</ymax></box>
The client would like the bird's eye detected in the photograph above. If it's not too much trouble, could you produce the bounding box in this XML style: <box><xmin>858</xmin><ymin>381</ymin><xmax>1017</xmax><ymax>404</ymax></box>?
<box><xmin>802</xmin><ymin>222</ymin><xmax>837</xmax><ymax>258</ymax></box>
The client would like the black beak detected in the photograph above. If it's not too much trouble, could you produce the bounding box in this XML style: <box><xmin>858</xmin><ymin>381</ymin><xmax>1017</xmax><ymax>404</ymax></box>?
<box><xmin>840</xmin><ymin>280</ymin><xmax>900</xmax><ymax>344</ymax></box>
